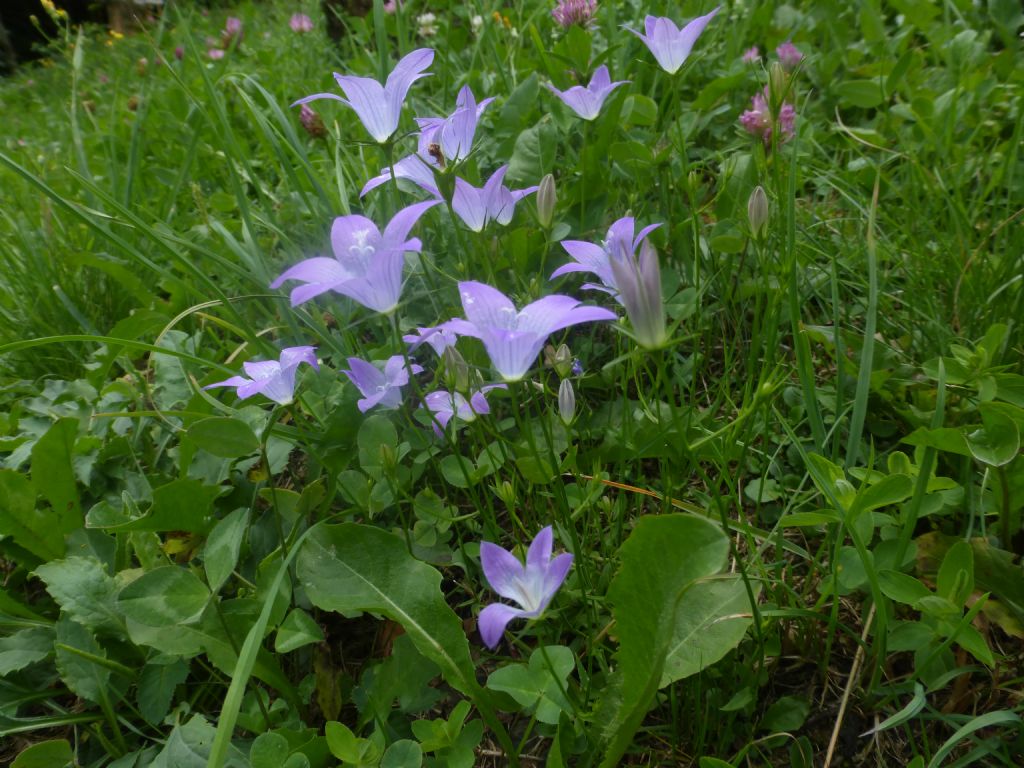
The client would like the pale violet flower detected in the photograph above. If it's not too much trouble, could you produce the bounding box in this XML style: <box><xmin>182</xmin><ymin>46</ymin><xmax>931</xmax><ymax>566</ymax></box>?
<box><xmin>342</xmin><ymin>355</ymin><xmax>423</xmax><ymax>413</ymax></box>
<box><xmin>610</xmin><ymin>239</ymin><xmax>667</xmax><ymax>349</ymax></box>
<box><xmin>423</xmin><ymin>384</ymin><xmax>506</xmax><ymax>436</ymax></box>
<box><xmin>546</xmin><ymin>65</ymin><xmax>628</xmax><ymax>121</ymax></box>
<box><xmin>204</xmin><ymin>346</ymin><xmax>318</xmax><ymax>406</ymax></box>
<box><xmin>478</xmin><ymin>526</ymin><xmax>573</xmax><ymax>649</ymax></box>
<box><xmin>293</xmin><ymin>48</ymin><xmax>434</xmax><ymax>143</ymax></box>
<box><xmin>452</xmin><ymin>166</ymin><xmax>538</xmax><ymax>232</ymax></box>
<box><xmin>443</xmin><ymin>281</ymin><xmax>616</xmax><ymax>381</ymax></box>
<box><xmin>626</xmin><ymin>8</ymin><xmax>719</xmax><ymax>75</ymax></box>
<box><xmin>550</xmin><ymin>216</ymin><xmax>661</xmax><ymax>302</ymax></box>
<box><xmin>270</xmin><ymin>200</ymin><xmax>438</xmax><ymax>312</ymax></box>
<box><xmin>403</xmin><ymin>325</ymin><xmax>459</xmax><ymax>356</ymax></box>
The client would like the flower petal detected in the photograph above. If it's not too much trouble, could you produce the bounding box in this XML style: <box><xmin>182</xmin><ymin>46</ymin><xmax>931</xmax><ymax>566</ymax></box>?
<box><xmin>480</xmin><ymin>541</ymin><xmax>527</xmax><ymax>602</ymax></box>
<box><xmin>341</xmin><ymin>357</ymin><xmax>384</xmax><ymax>396</ymax></box>
<box><xmin>333</xmin><ymin>75</ymin><xmax>393</xmax><ymax>142</ymax></box>
<box><xmin>270</xmin><ymin>256</ymin><xmax>349</xmax><ymax>291</ymax></box>
<box><xmin>382</xmin><ymin>199</ymin><xmax>439</xmax><ymax>247</ymax></box>
<box><xmin>478</xmin><ymin>602</ymin><xmax>527</xmax><ymax>649</ymax></box>
<box><xmin>452</xmin><ymin>178</ymin><xmax>487</xmax><ymax>232</ymax></box>
<box><xmin>384</xmin><ymin>48</ymin><xmax>434</xmax><ymax>126</ymax></box>
<box><xmin>526</xmin><ymin>526</ymin><xmax>554</xmax><ymax>571</ymax></box>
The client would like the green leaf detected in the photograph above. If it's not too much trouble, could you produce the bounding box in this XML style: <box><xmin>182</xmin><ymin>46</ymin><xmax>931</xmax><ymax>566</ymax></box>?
<box><xmin>358</xmin><ymin>415</ymin><xmax>398</xmax><ymax>476</ymax></box>
<box><xmin>937</xmin><ymin>540</ymin><xmax>974</xmax><ymax>606</ymax></box>
<box><xmin>759</xmin><ymin>695</ymin><xmax>810</xmax><ymax>733</ymax></box>
<box><xmin>621</xmin><ymin>94</ymin><xmax>657</xmax><ymax>127</ymax></box>
<box><xmin>381</xmin><ymin>740</ymin><xmax>423</xmax><ymax>768</ymax></box>
<box><xmin>204</xmin><ymin>508</ymin><xmax>249</xmax><ymax>593</ymax></box>
<box><xmin>486</xmin><ymin>645</ymin><xmax>574</xmax><ymax>725</ymax></box>
<box><xmin>187</xmin><ymin>417</ymin><xmax>260</xmax><ymax>458</ymax></box>
<box><xmin>925</xmin><ymin>710</ymin><xmax>1019</xmax><ymax>768</ymax></box>
<box><xmin>33</xmin><ymin>556</ymin><xmax>123</xmax><ymax>635</ymax></box>
<box><xmin>0</xmin><ymin>627</ymin><xmax>54</xmax><ymax>675</ymax></box>
<box><xmin>0</xmin><ymin>468</ymin><xmax>66</xmax><ymax>561</ymax></box>
<box><xmin>11</xmin><ymin>739</ymin><xmax>73</xmax><ymax>768</ymax></box>
<box><xmin>965</xmin><ymin>408</ymin><xmax>1019</xmax><ymax>467</ymax></box>
<box><xmin>117</xmin><ymin>566</ymin><xmax>211</xmax><ymax>626</ymax></box>
<box><xmin>31</xmin><ymin>418</ymin><xmax>82</xmax><ymax>526</ymax></box>
<box><xmin>507</xmin><ymin>119</ymin><xmax>557</xmax><ymax>185</ymax></box>
<box><xmin>836</xmin><ymin>79</ymin><xmax>885</xmax><ymax>108</ymax></box>
<box><xmin>878</xmin><ymin>570</ymin><xmax>932</xmax><ymax>605</ymax></box>
<box><xmin>595</xmin><ymin>515</ymin><xmax>729</xmax><ymax>767</ymax></box>
<box><xmin>54</xmin><ymin>616</ymin><xmax>110</xmax><ymax>704</ymax></box>
<box><xmin>250</xmin><ymin>732</ymin><xmax>291</xmax><ymax>768</ymax></box>
<box><xmin>698</xmin><ymin>759</ymin><xmax>736</xmax><ymax>768</ymax></box>
<box><xmin>137</xmin><ymin>658</ymin><xmax>189</xmax><ymax>725</ymax></box>
<box><xmin>150</xmin><ymin>714</ymin><xmax>246</xmax><ymax>768</ymax></box>
<box><xmin>862</xmin><ymin>683</ymin><xmax>926</xmax><ymax>736</ymax></box>
<box><xmin>847</xmin><ymin>474</ymin><xmax>914</xmax><ymax>520</ymax></box>
<box><xmin>275</xmin><ymin>608</ymin><xmax>325</xmax><ymax>653</ymax></box>
<box><xmin>661</xmin><ymin>576</ymin><xmax>754</xmax><ymax>686</ymax></box>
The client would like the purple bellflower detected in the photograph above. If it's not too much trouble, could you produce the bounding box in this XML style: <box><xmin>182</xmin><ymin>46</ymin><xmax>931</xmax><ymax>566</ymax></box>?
<box><xmin>546</xmin><ymin>65</ymin><xmax>628</xmax><ymax>121</ymax></box>
<box><xmin>609</xmin><ymin>239</ymin><xmax>668</xmax><ymax>349</ymax></box>
<box><xmin>452</xmin><ymin>166</ymin><xmax>538</xmax><ymax>232</ymax></box>
<box><xmin>423</xmin><ymin>384</ymin><xmax>506</xmax><ymax>436</ymax></box>
<box><xmin>443</xmin><ymin>281</ymin><xmax>616</xmax><ymax>381</ymax></box>
<box><xmin>626</xmin><ymin>7</ymin><xmax>719</xmax><ymax>75</ymax></box>
<box><xmin>403</xmin><ymin>325</ymin><xmax>459</xmax><ymax>356</ymax></box>
<box><xmin>342</xmin><ymin>355</ymin><xmax>423</xmax><ymax>412</ymax></box>
<box><xmin>293</xmin><ymin>48</ymin><xmax>434</xmax><ymax>143</ymax></box>
<box><xmin>550</xmin><ymin>216</ymin><xmax>661</xmax><ymax>302</ymax></box>
<box><xmin>204</xmin><ymin>346</ymin><xmax>318</xmax><ymax>406</ymax></box>
<box><xmin>478</xmin><ymin>526</ymin><xmax>573</xmax><ymax>649</ymax></box>
<box><xmin>270</xmin><ymin>200</ymin><xmax>438</xmax><ymax>313</ymax></box>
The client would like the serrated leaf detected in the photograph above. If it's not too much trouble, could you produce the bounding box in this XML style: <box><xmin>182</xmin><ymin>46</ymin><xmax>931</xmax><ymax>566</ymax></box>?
<box><xmin>0</xmin><ymin>627</ymin><xmax>55</xmax><ymax>675</ymax></box>
<box><xmin>31</xmin><ymin>418</ymin><xmax>81</xmax><ymax>525</ymax></box>
<box><xmin>33</xmin><ymin>557</ymin><xmax>123</xmax><ymax>635</ymax></box>
<box><xmin>54</xmin><ymin>616</ymin><xmax>110</xmax><ymax>704</ymax></box>
<box><xmin>0</xmin><ymin>468</ymin><xmax>66</xmax><ymax>561</ymax></box>
<box><xmin>117</xmin><ymin>566</ymin><xmax>211</xmax><ymax>626</ymax></box>
<box><xmin>137</xmin><ymin>658</ymin><xmax>189</xmax><ymax>724</ymax></box>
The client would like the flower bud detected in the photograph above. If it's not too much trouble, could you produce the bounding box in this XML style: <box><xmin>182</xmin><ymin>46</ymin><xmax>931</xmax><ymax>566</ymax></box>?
<box><xmin>552</xmin><ymin>343</ymin><xmax>573</xmax><ymax>378</ymax></box>
<box><xmin>442</xmin><ymin>346</ymin><xmax>470</xmax><ymax>393</ymax></box>
<box><xmin>493</xmin><ymin>479</ymin><xmax>517</xmax><ymax>511</ymax></box>
<box><xmin>536</xmin><ymin>173</ymin><xmax>556</xmax><ymax>228</ymax></box>
<box><xmin>558</xmin><ymin>379</ymin><xmax>575</xmax><ymax>425</ymax></box>
<box><xmin>768</xmin><ymin>61</ymin><xmax>788</xmax><ymax>117</ymax></box>
<box><xmin>747</xmin><ymin>185</ymin><xmax>769</xmax><ymax>238</ymax></box>
<box><xmin>300</xmin><ymin>104</ymin><xmax>326</xmax><ymax>139</ymax></box>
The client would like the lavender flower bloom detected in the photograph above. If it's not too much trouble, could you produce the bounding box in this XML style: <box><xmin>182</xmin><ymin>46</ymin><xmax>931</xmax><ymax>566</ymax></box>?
<box><xmin>423</xmin><ymin>384</ymin><xmax>506</xmax><ymax>436</ymax></box>
<box><xmin>342</xmin><ymin>355</ymin><xmax>423</xmax><ymax>413</ymax></box>
<box><xmin>293</xmin><ymin>48</ymin><xmax>434</xmax><ymax>143</ymax></box>
<box><xmin>550</xmin><ymin>216</ymin><xmax>661</xmax><ymax>301</ymax></box>
<box><xmin>626</xmin><ymin>7</ymin><xmax>719</xmax><ymax>75</ymax></box>
<box><xmin>609</xmin><ymin>239</ymin><xmax>667</xmax><ymax>349</ymax></box>
<box><xmin>444</xmin><ymin>281</ymin><xmax>616</xmax><ymax>381</ymax></box>
<box><xmin>740</xmin><ymin>86</ymin><xmax>796</xmax><ymax>144</ymax></box>
<box><xmin>775</xmin><ymin>41</ymin><xmax>803</xmax><ymax>70</ymax></box>
<box><xmin>289</xmin><ymin>13</ymin><xmax>314</xmax><ymax>33</ymax></box>
<box><xmin>270</xmin><ymin>200</ymin><xmax>438</xmax><ymax>312</ymax></box>
<box><xmin>741</xmin><ymin>45</ymin><xmax>760</xmax><ymax>63</ymax></box>
<box><xmin>552</xmin><ymin>0</ymin><xmax>597</xmax><ymax>28</ymax></box>
<box><xmin>452</xmin><ymin>166</ymin><xmax>538</xmax><ymax>232</ymax></box>
<box><xmin>545</xmin><ymin>65</ymin><xmax>628</xmax><ymax>121</ymax></box>
<box><xmin>204</xmin><ymin>346</ymin><xmax>318</xmax><ymax>406</ymax></box>
<box><xmin>403</xmin><ymin>325</ymin><xmax>458</xmax><ymax>356</ymax></box>
<box><xmin>478</xmin><ymin>526</ymin><xmax>573</xmax><ymax>649</ymax></box>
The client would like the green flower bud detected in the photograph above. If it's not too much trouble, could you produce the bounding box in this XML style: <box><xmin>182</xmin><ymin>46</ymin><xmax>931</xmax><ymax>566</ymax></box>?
<box><xmin>537</xmin><ymin>173</ymin><xmax>556</xmax><ymax>228</ymax></box>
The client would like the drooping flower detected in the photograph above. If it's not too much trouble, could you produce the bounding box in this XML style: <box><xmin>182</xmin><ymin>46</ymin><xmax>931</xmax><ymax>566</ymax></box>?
<box><xmin>403</xmin><ymin>325</ymin><xmax>459</xmax><ymax>356</ymax></box>
<box><xmin>552</xmin><ymin>0</ymin><xmax>597</xmax><ymax>28</ymax></box>
<box><xmin>452</xmin><ymin>166</ymin><xmax>538</xmax><ymax>232</ymax></box>
<box><xmin>626</xmin><ymin>8</ymin><xmax>719</xmax><ymax>75</ymax></box>
<box><xmin>342</xmin><ymin>355</ymin><xmax>423</xmax><ymax>413</ymax></box>
<box><xmin>443</xmin><ymin>281</ymin><xmax>616</xmax><ymax>381</ymax></box>
<box><xmin>293</xmin><ymin>48</ymin><xmax>434</xmax><ymax>143</ymax></box>
<box><xmin>609</xmin><ymin>239</ymin><xmax>667</xmax><ymax>349</ymax></box>
<box><xmin>478</xmin><ymin>526</ymin><xmax>573</xmax><ymax>649</ymax></box>
<box><xmin>270</xmin><ymin>200</ymin><xmax>438</xmax><ymax>312</ymax></box>
<box><xmin>423</xmin><ymin>384</ymin><xmax>506</xmax><ymax>436</ymax></box>
<box><xmin>550</xmin><ymin>216</ymin><xmax>661</xmax><ymax>301</ymax></box>
<box><xmin>289</xmin><ymin>13</ymin><xmax>314</xmax><ymax>33</ymax></box>
<box><xmin>740</xmin><ymin>86</ymin><xmax>796</xmax><ymax>144</ymax></box>
<box><xmin>545</xmin><ymin>65</ymin><xmax>629</xmax><ymax>121</ymax></box>
<box><xmin>741</xmin><ymin>45</ymin><xmax>760</xmax><ymax>63</ymax></box>
<box><xmin>775</xmin><ymin>41</ymin><xmax>803</xmax><ymax>70</ymax></box>
<box><xmin>204</xmin><ymin>346</ymin><xmax>318</xmax><ymax>406</ymax></box>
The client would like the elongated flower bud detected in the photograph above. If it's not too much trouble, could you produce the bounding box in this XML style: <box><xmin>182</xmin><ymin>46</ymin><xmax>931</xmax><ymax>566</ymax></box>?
<box><xmin>558</xmin><ymin>379</ymin><xmax>575</xmax><ymax>425</ymax></box>
<box><xmin>553</xmin><ymin>343</ymin><xmax>572</xmax><ymax>378</ymax></box>
<box><xmin>609</xmin><ymin>239</ymin><xmax>667</xmax><ymax>350</ymax></box>
<box><xmin>537</xmin><ymin>173</ymin><xmax>556</xmax><ymax>228</ymax></box>
<box><xmin>442</xmin><ymin>346</ymin><xmax>471</xmax><ymax>393</ymax></box>
<box><xmin>747</xmin><ymin>185</ymin><xmax>769</xmax><ymax>238</ymax></box>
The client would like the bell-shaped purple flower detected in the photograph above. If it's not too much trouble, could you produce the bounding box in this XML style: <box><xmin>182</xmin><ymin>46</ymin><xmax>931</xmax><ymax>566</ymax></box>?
<box><xmin>550</xmin><ymin>216</ymin><xmax>661</xmax><ymax>302</ymax></box>
<box><xmin>270</xmin><ymin>200</ymin><xmax>438</xmax><ymax>313</ymax></box>
<box><xmin>342</xmin><ymin>355</ymin><xmax>423</xmax><ymax>413</ymax></box>
<box><xmin>204</xmin><ymin>346</ymin><xmax>318</xmax><ymax>406</ymax></box>
<box><xmin>423</xmin><ymin>384</ymin><xmax>506</xmax><ymax>436</ymax></box>
<box><xmin>478</xmin><ymin>526</ymin><xmax>573</xmax><ymax>649</ymax></box>
<box><xmin>403</xmin><ymin>325</ymin><xmax>458</xmax><ymax>356</ymax></box>
<box><xmin>443</xmin><ymin>281</ymin><xmax>616</xmax><ymax>381</ymax></box>
<box><xmin>626</xmin><ymin>8</ymin><xmax>719</xmax><ymax>75</ymax></box>
<box><xmin>293</xmin><ymin>48</ymin><xmax>434</xmax><ymax>143</ymax></box>
<box><xmin>452</xmin><ymin>166</ymin><xmax>538</xmax><ymax>232</ymax></box>
<box><xmin>609</xmin><ymin>239</ymin><xmax>667</xmax><ymax>349</ymax></box>
<box><xmin>546</xmin><ymin>65</ymin><xmax>629</xmax><ymax>121</ymax></box>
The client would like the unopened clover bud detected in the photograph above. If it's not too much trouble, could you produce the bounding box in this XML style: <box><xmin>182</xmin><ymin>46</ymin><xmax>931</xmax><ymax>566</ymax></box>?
<box><xmin>558</xmin><ymin>379</ymin><xmax>575</xmax><ymax>425</ymax></box>
<box><xmin>553</xmin><ymin>343</ymin><xmax>573</xmax><ymax>378</ymax></box>
<box><xmin>747</xmin><ymin>185</ymin><xmax>769</xmax><ymax>238</ymax></box>
<box><xmin>442</xmin><ymin>346</ymin><xmax>470</xmax><ymax>393</ymax></box>
<box><xmin>536</xmin><ymin>173</ymin><xmax>556</xmax><ymax>228</ymax></box>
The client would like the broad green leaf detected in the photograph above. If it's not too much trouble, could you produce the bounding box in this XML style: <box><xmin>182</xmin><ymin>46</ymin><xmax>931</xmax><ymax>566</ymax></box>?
<box><xmin>595</xmin><ymin>515</ymin><xmax>728</xmax><ymax>767</ymax></box>
<box><xmin>33</xmin><ymin>556</ymin><xmax>123</xmax><ymax>636</ymax></box>
<box><xmin>116</xmin><ymin>566</ymin><xmax>211</xmax><ymax>626</ymax></box>
<box><xmin>759</xmin><ymin>695</ymin><xmax>810</xmax><ymax>732</ymax></box>
<box><xmin>187</xmin><ymin>417</ymin><xmax>260</xmax><ymax>458</ymax></box>
<box><xmin>137</xmin><ymin>658</ymin><xmax>189</xmax><ymax>724</ymax></box>
<box><xmin>358</xmin><ymin>415</ymin><xmax>398</xmax><ymax>476</ymax></box>
<box><xmin>847</xmin><ymin>474</ymin><xmax>914</xmax><ymax>519</ymax></box>
<box><xmin>11</xmin><ymin>739</ymin><xmax>72</xmax><ymax>768</ymax></box>
<box><xmin>31</xmin><ymin>417</ymin><xmax>81</xmax><ymax>526</ymax></box>
<box><xmin>381</xmin><ymin>740</ymin><xmax>422</xmax><ymax>768</ymax></box>
<box><xmin>507</xmin><ymin>119</ymin><xmax>557</xmax><ymax>185</ymax></box>
<box><xmin>965</xmin><ymin>408</ymin><xmax>1019</xmax><ymax>467</ymax></box>
<box><xmin>878</xmin><ymin>570</ymin><xmax>932</xmax><ymax>605</ymax></box>
<box><xmin>54</xmin><ymin>616</ymin><xmax>110</xmax><ymax>704</ymax></box>
<box><xmin>661</xmin><ymin>576</ymin><xmax>754</xmax><ymax>686</ymax></box>
<box><xmin>621</xmin><ymin>94</ymin><xmax>657</xmax><ymax>127</ymax></box>
<box><xmin>486</xmin><ymin>645</ymin><xmax>574</xmax><ymax>725</ymax></box>
<box><xmin>250</xmin><ymin>732</ymin><xmax>290</xmax><ymax>768</ymax></box>
<box><xmin>90</xmin><ymin>481</ymin><xmax>221</xmax><ymax>533</ymax></box>
<box><xmin>937</xmin><ymin>540</ymin><xmax>974</xmax><ymax>606</ymax></box>
<box><xmin>0</xmin><ymin>627</ymin><xmax>54</xmax><ymax>675</ymax></box>
<box><xmin>204</xmin><ymin>508</ymin><xmax>249</xmax><ymax>593</ymax></box>
<box><xmin>275</xmin><ymin>608</ymin><xmax>325</xmax><ymax>653</ymax></box>
<box><xmin>0</xmin><ymin>467</ymin><xmax>66</xmax><ymax>561</ymax></box>
<box><xmin>149</xmin><ymin>714</ymin><xmax>245</xmax><ymax>768</ymax></box>
<box><xmin>836</xmin><ymin>79</ymin><xmax>885</xmax><ymax>108</ymax></box>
